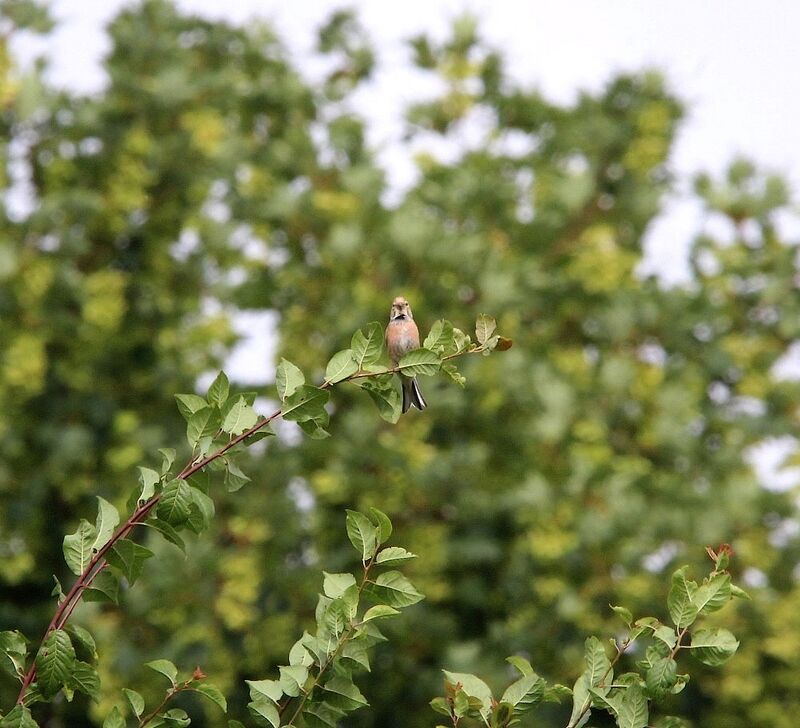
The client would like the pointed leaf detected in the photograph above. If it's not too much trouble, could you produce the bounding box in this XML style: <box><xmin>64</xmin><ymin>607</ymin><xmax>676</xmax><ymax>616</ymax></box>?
<box><xmin>362</xmin><ymin>605</ymin><xmax>400</xmax><ymax>622</ymax></box>
<box><xmin>66</xmin><ymin>625</ymin><xmax>96</xmax><ymax>660</ymax></box>
<box><xmin>369</xmin><ymin>507</ymin><xmax>392</xmax><ymax>543</ymax></box>
<box><xmin>158</xmin><ymin>448</ymin><xmax>176</xmax><ymax>475</ymax></box>
<box><xmin>506</xmin><ymin>655</ymin><xmax>534</xmax><ymax>677</ymax></box>
<box><xmin>91</xmin><ymin>497</ymin><xmax>120</xmax><ymax>553</ymax></box>
<box><xmin>323</xmin><ymin>676</ymin><xmax>368</xmax><ymax>711</ymax></box>
<box><xmin>35</xmin><ymin>629</ymin><xmax>75</xmax><ymax>699</ymax></box>
<box><xmin>83</xmin><ymin>570</ymin><xmax>120</xmax><ymax>604</ymax></box>
<box><xmin>194</xmin><ymin>683</ymin><xmax>228</xmax><ymax>712</ymax></box>
<box><xmin>325</xmin><ymin>349</ymin><xmax>358</xmax><ymax>384</ymax></box>
<box><xmin>69</xmin><ymin>660</ymin><xmax>100</xmax><ymax>701</ymax></box>
<box><xmin>423</xmin><ymin>319</ymin><xmax>455</xmax><ymax>354</ymax></box>
<box><xmin>224</xmin><ymin>459</ymin><xmax>251</xmax><ymax>493</ymax></box>
<box><xmin>668</xmin><ymin>567</ymin><xmax>699</xmax><ymax>628</ymax></box>
<box><xmin>107</xmin><ymin>539</ymin><xmax>154</xmax><ymax>585</ymax></box>
<box><xmin>646</xmin><ymin>657</ymin><xmax>677</xmax><ymax>699</ymax></box>
<box><xmin>146</xmin><ymin>659</ymin><xmax>178</xmax><ymax>684</ymax></box>
<box><xmin>138</xmin><ymin>467</ymin><xmax>161</xmax><ymax>503</ymax></box>
<box><xmin>367</xmin><ymin>571</ymin><xmax>424</xmax><ymax>607</ymax></box>
<box><xmin>584</xmin><ymin>636</ymin><xmax>612</xmax><ymax>687</ymax></box>
<box><xmin>375</xmin><ymin>546</ymin><xmax>417</xmax><ymax>566</ymax></box>
<box><xmin>442</xmin><ymin>672</ymin><xmax>492</xmax><ymax>717</ymax></box>
<box><xmin>124</xmin><ymin>688</ymin><xmax>145</xmax><ymax>717</ymax></box>
<box><xmin>501</xmin><ymin>674</ymin><xmax>546</xmax><ymax>712</ymax></box>
<box><xmin>279</xmin><ymin>664</ymin><xmax>308</xmax><ymax>697</ymax></box>
<box><xmin>323</xmin><ymin>572</ymin><xmax>357</xmax><ymax>599</ymax></box>
<box><xmin>282</xmin><ymin>386</ymin><xmax>330</xmax><ymax>423</ymax></box>
<box><xmin>475</xmin><ymin>314</ymin><xmax>496</xmax><ymax>345</ymax></box>
<box><xmin>351</xmin><ymin>322</ymin><xmax>383</xmax><ymax>368</ymax></box>
<box><xmin>397</xmin><ymin>348</ymin><xmax>440</xmax><ymax>377</ymax></box>
<box><xmin>276</xmin><ymin>358</ymin><xmax>305</xmax><ymax>400</ymax></box>
<box><xmin>359</xmin><ymin>377</ymin><xmax>401</xmax><ymax>422</ymax></box>
<box><xmin>187</xmin><ymin>406</ymin><xmax>220</xmax><ymax>446</ymax></box>
<box><xmin>346</xmin><ymin>510</ymin><xmax>378</xmax><ymax>561</ymax></box>
<box><xmin>692</xmin><ymin>572</ymin><xmax>731</xmax><ymax>614</ymax></box>
<box><xmin>689</xmin><ymin>628</ymin><xmax>739</xmax><ymax>666</ymax></box>
<box><xmin>0</xmin><ymin>705</ymin><xmax>39</xmax><ymax>728</ymax></box>
<box><xmin>616</xmin><ymin>683</ymin><xmax>649</xmax><ymax>728</ymax></box>
<box><xmin>63</xmin><ymin>520</ymin><xmax>96</xmax><ymax>576</ymax></box>
<box><xmin>175</xmin><ymin>393</ymin><xmax>208</xmax><ymax>420</ymax></box>
<box><xmin>207</xmin><ymin>371</ymin><xmax>230</xmax><ymax>408</ymax></box>
<box><xmin>157</xmin><ymin>480</ymin><xmax>193</xmax><ymax>527</ymax></box>
<box><xmin>221</xmin><ymin>396</ymin><xmax>258</xmax><ymax>435</ymax></box>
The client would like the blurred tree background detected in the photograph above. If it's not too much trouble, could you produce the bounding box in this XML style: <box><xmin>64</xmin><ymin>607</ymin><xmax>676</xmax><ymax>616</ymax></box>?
<box><xmin>2</xmin><ymin>0</ymin><xmax>800</xmax><ymax>726</ymax></box>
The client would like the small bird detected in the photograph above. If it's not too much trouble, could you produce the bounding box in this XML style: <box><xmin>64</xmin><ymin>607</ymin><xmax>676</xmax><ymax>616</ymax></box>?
<box><xmin>386</xmin><ymin>296</ymin><xmax>427</xmax><ymax>414</ymax></box>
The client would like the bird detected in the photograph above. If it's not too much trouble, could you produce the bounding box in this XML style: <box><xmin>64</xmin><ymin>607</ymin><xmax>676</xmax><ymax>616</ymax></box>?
<box><xmin>385</xmin><ymin>296</ymin><xmax>427</xmax><ymax>414</ymax></box>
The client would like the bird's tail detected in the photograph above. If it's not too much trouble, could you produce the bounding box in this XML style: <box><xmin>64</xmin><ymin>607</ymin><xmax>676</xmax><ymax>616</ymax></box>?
<box><xmin>402</xmin><ymin>376</ymin><xmax>427</xmax><ymax>414</ymax></box>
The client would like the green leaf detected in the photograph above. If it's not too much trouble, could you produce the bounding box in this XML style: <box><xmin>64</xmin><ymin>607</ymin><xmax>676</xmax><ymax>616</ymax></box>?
<box><xmin>616</xmin><ymin>683</ymin><xmax>649</xmax><ymax>728</ymax></box>
<box><xmin>124</xmin><ymin>687</ymin><xmax>145</xmax><ymax>717</ymax></box>
<box><xmin>442</xmin><ymin>671</ymin><xmax>492</xmax><ymax>717</ymax></box>
<box><xmin>689</xmin><ymin>628</ymin><xmax>739</xmax><ymax>666</ymax></box>
<box><xmin>224</xmin><ymin>459</ymin><xmax>251</xmax><ymax>492</ymax></box>
<box><xmin>0</xmin><ymin>705</ymin><xmax>39</xmax><ymax>728</ymax></box>
<box><xmin>430</xmin><ymin>696</ymin><xmax>451</xmax><ymax>716</ymax></box>
<box><xmin>35</xmin><ymin>629</ymin><xmax>75</xmax><ymax>699</ymax></box>
<box><xmin>568</xmin><ymin>673</ymin><xmax>591</xmax><ymax>728</ymax></box>
<box><xmin>611</xmin><ymin>605</ymin><xmax>633</xmax><ymax>626</ymax></box>
<box><xmin>506</xmin><ymin>655</ymin><xmax>534</xmax><ymax>677</ymax></box>
<box><xmin>341</xmin><ymin>636</ymin><xmax>371</xmax><ymax>671</ymax></box>
<box><xmin>145</xmin><ymin>518</ymin><xmax>186</xmax><ymax>553</ymax></box>
<box><xmin>0</xmin><ymin>630</ymin><xmax>27</xmax><ymax>679</ymax></box>
<box><xmin>66</xmin><ymin>625</ymin><xmax>96</xmax><ymax>660</ymax></box>
<box><xmin>646</xmin><ymin>656</ymin><xmax>677</xmax><ymax>699</ymax></box>
<box><xmin>158</xmin><ymin>448</ymin><xmax>176</xmax><ymax>475</ymax></box>
<box><xmin>668</xmin><ymin>566</ymin><xmax>699</xmax><ymax>628</ymax></box>
<box><xmin>692</xmin><ymin>572</ymin><xmax>731</xmax><ymax>614</ymax></box>
<box><xmin>107</xmin><ymin>539</ymin><xmax>154</xmax><ymax>585</ymax></box>
<box><xmin>584</xmin><ymin>636</ymin><xmax>612</xmax><ymax>687</ymax></box>
<box><xmin>730</xmin><ymin>584</ymin><xmax>752</xmax><ymax>600</ymax></box>
<box><xmin>221</xmin><ymin>396</ymin><xmax>258</xmax><ymax>435</ymax></box>
<box><xmin>351</xmin><ymin>322</ymin><xmax>383</xmax><ymax>368</ymax></box>
<box><xmin>186</xmin><ymin>486</ymin><xmax>215</xmax><ymax>534</ymax></box>
<box><xmin>297</xmin><ymin>418</ymin><xmax>331</xmax><ymax>439</ymax></box>
<box><xmin>91</xmin><ymin>497</ymin><xmax>120</xmax><ymax>553</ymax></box>
<box><xmin>187</xmin><ymin>406</ymin><xmax>220</xmax><ymax>446</ymax></box>
<box><xmin>288</xmin><ymin>637</ymin><xmax>314</xmax><ymax>667</ymax></box>
<box><xmin>325</xmin><ymin>349</ymin><xmax>358</xmax><ymax>383</ymax></box>
<box><xmin>367</xmin><ymin>570</ymin><xmax>424</xmax><ymax>607</ymax></box>
<box><xmin>276</xmin><ymin>358</ymin><xmax>305</xmax><ymax>400</ymax></box>
<box><xmin>362</xmin><ymin>605</ymin><xmax>400</xmax><ymax>622</ymax></box>
<box><xmin>323</xmin><ymin>676</ymin><xmax>369</xmax><ymax>710</ymax></box>
<box><xmin>247</xmin><ymin>678</ymin><xmax>284</xmax><ymax>703</ymax></box>
<box><xmin>100</xmin><ymin>707</ymin><xmax>124</xmax><ymax>728</ymax></box>
<box><xmin>69</xmin><ymin>660</ymin><xmax>100</xmax><ymax>701</ymax></box>
<box><xmin>475</xmin><ymin>314</ymin><xmax>496</xmax><ymax>345</ymax></box>
<box><xmin>543</xmin><ymin>684</ymin><xmax>572</xmax><ymax>703</ymax></box>
<box><xmin>500</xmin><ymin>673</ymin><xmax>546</xmax><ymax>712</ymax></box>
<box><xmin>175</xmin><ymin>393</ymin><xmax>208</xmax><ymax>420</ymax></box>
<box><xmin>441</xmin><ymin>362</ymin><xmax>466</xmax><ymax>387</ymax></box>
<box><xmin>279</xmin><ymin>664</ymin><xmax>308</xmax><ymax>697</ymax></box>
<box><xmin>282</xmin><ymin>385</ymin><xmax>330</xmax><ymax>423</ymax></box>
<box><xmin>368</xmin><ymin>507</ymin><xmax>392</xmax><ymax>543</ymax></box>
<box><xmin>146</xmin><ymin>659</ymin><xmax>178</xmax><ymax>684</ymax></box>
<box><xmin>346</xmin><ymin>510</ymin><xmax>378</xmax><ymax>561</ymax></box>
<box><xmin>157</xmin><ymin>480</ymin><xmax>194</xmax><ymax>527</ymax></box>
<box><xmin>302</xmin><ymin>700</ymin><xmax>346</xmax><ymax>728</ymax></box>
<box><xmin>323</xmin><ymin>571</ymin><xmax>357</xmax><ymax>598</ymax></box>
<box><xmin>207</xmin><ymin>371</ymin><xmax>230</xmax><ymax>408</ymax></box>
<box><xmin>397</xmin><ymin>348</ymin><xmax>440</xmax><ymax>377</ymax></box>
<box><xmin>63</xmin><ymin>519</ymin><xmax>96</xmax><ymax>576</ymax></box>
<box><xmin>359</xmin><ymin>377</ymin><xmax>401</xmax><ymax>423</ymax></box>
<box><xmin>83</xmin><ymin>570</ymin><xmax>120</xmax><ymax>604</ymax></box>
<box><xmin>194</xmin><ymin>683</ymin><xmax>228</xmax><ymax>712</ymax></box>
<box><xmin>138</xmin><ymin>466</ymin><xmax>161</xmax><ymax>503</ymax></box>
<box><xmin>423</xmin><ymin>319</ymin><xmax>455</xmax><ymax>353</ymax></box>
<box><xmin>375</xmin><ymin>546</ymin><xmax>417</xmax><ymax>566</ymax></box>
<box><xmin>248</xmin><ymin>695</ymin><xmax>280</xmax><ymax>728</ymax></box>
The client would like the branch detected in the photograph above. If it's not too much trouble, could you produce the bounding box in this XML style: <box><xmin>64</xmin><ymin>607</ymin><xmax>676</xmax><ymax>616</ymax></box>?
<box><xmin>16</xmin><ymin>335</ymin><xmax>493</xmax><ymax>705</ymax></box>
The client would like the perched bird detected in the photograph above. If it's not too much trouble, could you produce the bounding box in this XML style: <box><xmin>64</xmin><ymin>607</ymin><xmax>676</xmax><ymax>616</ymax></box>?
<box><xmin>386</xmin><ymin>296</ymin><xmax>427</xmax><ymax>414</ymax></box>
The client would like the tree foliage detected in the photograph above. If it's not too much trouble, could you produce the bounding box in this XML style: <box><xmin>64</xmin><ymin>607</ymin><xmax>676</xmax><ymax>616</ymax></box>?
<box><xmin>1</xmin><ymin>1</ymin><xmax>799</xmax><ymax>726</ymax></box>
